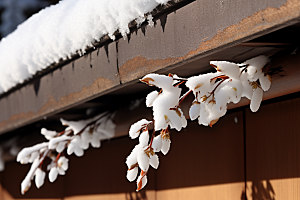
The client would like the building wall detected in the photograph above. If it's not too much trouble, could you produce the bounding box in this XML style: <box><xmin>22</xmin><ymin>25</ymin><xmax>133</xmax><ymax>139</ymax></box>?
<box><xmin>0</xmin><ymin>93</ymin><xmax>300</xmax><ymax>200</ymax></box>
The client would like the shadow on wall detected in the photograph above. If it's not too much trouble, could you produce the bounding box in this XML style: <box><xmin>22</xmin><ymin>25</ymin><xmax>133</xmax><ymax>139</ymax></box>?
<box><xmin>250</xmin><ymin>180</ymin><xmax>275</xmax><ymax>200</ymax></box>
<box><xmin>241</xmin><ymin>180</ymin><xmax>275</xmax><ymax>200</ymax></box>
<box><xmin>125</xmin><ymin>190</ymin><xmax>147</xmax><ymax>200</ymax></box>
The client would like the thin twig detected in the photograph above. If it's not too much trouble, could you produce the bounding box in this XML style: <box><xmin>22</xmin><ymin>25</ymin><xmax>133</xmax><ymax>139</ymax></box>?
<box><xmin>149</xmin><ymin>128</ymin><xmax>156</xmax><ymax>148</ymax></box>
<box><xmin>207</xmin><ymin>77</ymin><xmax>230</xmax><ymax>99</ymax></box>
<box><xmin>178</xmin><ymin>89</ymin><xmax>192</xmax><ymax>106</ymax></box>
<box><xmin>174</xmin><ymin>80</ymin><xmax>186</xmax><ymax>87</ymax></box>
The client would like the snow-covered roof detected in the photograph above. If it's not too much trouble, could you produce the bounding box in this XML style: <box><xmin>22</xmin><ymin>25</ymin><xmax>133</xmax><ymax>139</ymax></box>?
<box><xmin>0</xmin><ymin>0</ymin><xmax>168</xmax><ymax>94</ymax></box>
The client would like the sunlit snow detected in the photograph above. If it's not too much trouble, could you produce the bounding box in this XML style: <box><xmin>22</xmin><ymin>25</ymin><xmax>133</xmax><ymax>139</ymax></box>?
<box><xmin>0</xmin><ymin>0</ymin><xmax>169</xmax><ymax>94</ymax></box>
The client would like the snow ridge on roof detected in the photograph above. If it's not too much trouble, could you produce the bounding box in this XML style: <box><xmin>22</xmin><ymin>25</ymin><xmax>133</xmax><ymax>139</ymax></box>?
<box><xmin>0</xmin><ymin>0</ymin><xmax>168</xmax><ymax>94</ymax></box>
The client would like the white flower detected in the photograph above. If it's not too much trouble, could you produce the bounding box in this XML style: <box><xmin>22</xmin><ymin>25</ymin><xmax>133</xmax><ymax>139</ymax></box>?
<box><xmin>56</xmin><ymin>141</ymin><xmax>67</xmax><ymax>153</ymax></box>
<box><xmin>149</xmin><ymin>154</ymin><xmax>159</xmax><ymax>169</ymax></box>
<box><xmin>189</xmin><ymin>101</ymin><xmax>201</xmax><ymax>121</ymax></box>
<box><xmin>140</xmin><ymin>74</ymin><xmax>173</xmax><ymax>91</ymax></box>
<box><xmin>152</xmin><ymin>134</ymin><xmax>162</xmax><ymax>152</ymax></box>
<box><xmin>136</xmin><ymin>172</ymin><xmax>147</xmax><ymax>191</ymax></box>
<box><xmin>67</xmin><ymin>136</ymin><xmax>84</xmax><ymax>157</ymax></box>
<box><xmin>126</xmin><ymin>129</ymin><xmax>159</xmax><ymax>184</ymax></box>
<box><xmin>41</xmin><ymin>128</ymin><xmax>57</xmax><ymax>140</ymax></box>
<box><xmin>49</xmin><ymin>167</ymin><xmax>58</xmax><ymax>182</ymax></box>
<box><xmin>243</xmin><ymin>55</ymin><xmax>271</xmax><ymax>92</ymax></box>
<box><xmin>250</xmin><ymin>87</ymin><xmax>263</xmax><ymax>112</ymax></box>
<box><xmin>126</xmin><ymin>144</ymin><xmax>142</xmax><ymax>182</ymax></box>
<box><xmin>146</xmin><ymin>90</ymin><xmax>159</xmax><ymax>107</ymax></box>
<box><xmin>186</xmin><ymin>73</ymin><xmax>218</xmax><ymax>100</ymax></box>
<box><xmin>48</xmin><ymin>135</ymin><xmax>71</xmax><ymax>151</ymax></box>
<box><xmin>17</xmin><ymin>142</ymin><xmax>48</xmax><ymax>164</ymax></box>
<box><xmin>57</xmin><ymin>156</ymin><xmax>69</xmax><ymax>175</ymax></box>
<box><xmin>166</xmin><ymin>108</ymin><xmax>187</xmax><ymax>131</ymax></box>
<box><xmin>95</xmin><ymin>115</ymin><xmax>116</xmax><ymax>140</ymax></box>
<box><xmin>126</xmin><ymin>166</ymin><xmax>138</xmax><ymax>182</ymax></box>
<box><xmin>81</xmin><ymin>129</ymin><xmax>99</xmax><ymax>150</ymax></box>
<box><xmin>137</xmin><ymin>147</ymin><xmax>150</xmax><ymax>172</ymax></box>
<box><xmin>34</xmin><ymin>168</ymin><xmax>45</xmax><ymax>188</ymax></box>
<box><xmin>161</xmin><ymin>136</ymin><xmax>171</xmax><ymax>155</ymax></box>
<box><xmin>125</xmin><ymin>55</ymin><xmax>272</xmax><ymax>192</ymax></box>
<box><xmin>244</xmin><ymin>55</ymin><xmax>269</xmax><ymax>81</ymax></box>
<box><xmin>60</xmin><ymin>118</ymin><xmax>90</xmax><ymax>135</ymax></box>
<box><xmin>210</xmin><ymin>61</ymin><xmax>240</xmax><ymax>79</ymax></box>
<box><xmin>139</xmin><ymin>130</ymin><xmax>149</xmax><ymax>147</ymax></box>
<box><xmin>129</xmin><ymin>119</ymin><xmax>151</xmax><ymax>139</ymax></box>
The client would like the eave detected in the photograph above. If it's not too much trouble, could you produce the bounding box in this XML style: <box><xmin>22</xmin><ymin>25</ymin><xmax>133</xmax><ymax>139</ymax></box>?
<box><xmin>0</xmin><ymin>0</ymin><xmax>300</xmax><ymax>138</ymax></box>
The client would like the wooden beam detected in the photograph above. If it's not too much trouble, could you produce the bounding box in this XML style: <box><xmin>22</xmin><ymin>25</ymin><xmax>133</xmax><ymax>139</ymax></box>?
<box><xmin>1</xmin><ymin>0</ymin><xmax>300</xmax><ymax>135</ymax></box>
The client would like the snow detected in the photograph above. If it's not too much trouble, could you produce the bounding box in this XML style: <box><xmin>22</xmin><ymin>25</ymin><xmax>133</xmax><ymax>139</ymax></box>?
<box><xmin>17</xmin><ymin>142</ymin><xmax>48</xmax><ymax>164</ymax></box>
<box><xmin>21</xmin><ymin>158</ymin><xmax>39</xmax><ymax>194</ymax></box>
<box><xmin>0</xmin><ymin>0</ymin><xmax>169</xmax><ymax>94</ymax></box>
<box><xmin>48</xmin><ymin>135</ymin><xmax>71</xmax><ymax>150</ymax></box>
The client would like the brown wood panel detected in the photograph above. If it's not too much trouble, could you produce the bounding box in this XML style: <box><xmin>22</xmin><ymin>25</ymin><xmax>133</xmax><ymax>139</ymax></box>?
<box><xmin>156</xmin><ymin>111</ymin><xmax>245</xmax><ymax>200</ymax></box>
<box><xmin>63</xmin><ymin>137</ymin><xmax>156</xmax><ymax>200</ymax></box>
<box><xmin>246</xmin><ymin>97</ymin><xmax>300</xmax><ymax>199</ymax></box>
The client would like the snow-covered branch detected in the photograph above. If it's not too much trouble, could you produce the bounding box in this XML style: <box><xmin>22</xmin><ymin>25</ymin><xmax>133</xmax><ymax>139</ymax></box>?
<box><xmin>17</xmin><ymin>112</ymin><xmax>116</xmax><ymax>194</ymax></box>
<box><xmin>16</xmin><ymin>55</ymin><xmax>271</xmax><ymax>194</ymax></box>
<box><xmin>126</xmin><ymin>55</ymin><xmax>271</xmax><ymax>191</ymax></box>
